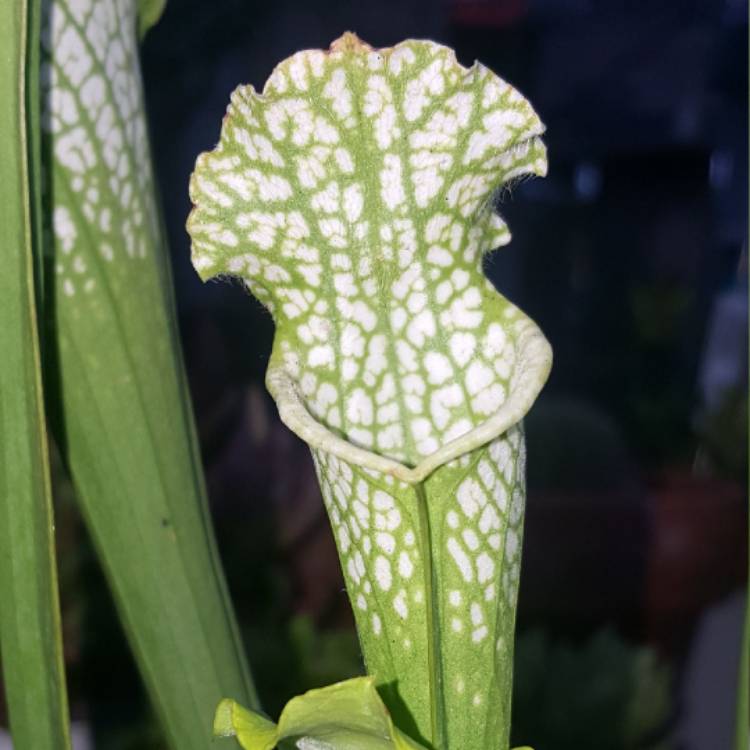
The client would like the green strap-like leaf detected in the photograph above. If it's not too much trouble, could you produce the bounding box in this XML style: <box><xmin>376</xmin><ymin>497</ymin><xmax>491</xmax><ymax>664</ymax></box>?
<box><xmin>188</xmin><ymin>34</ymin><xmax>550</xmax><ymax>749</ymax></box>
<box><xmin>41</xmin><ymin>0</ymin><xmax>257</xmax><ymax>746</ymax></box>
<box><xmin>0</xmin><ymin>1</ymin><xmax>72</xmax><ymax>748</ymax></box>
<box><xmin>215</xmin><ymin>677</ymin><xmax>428</xmax><ymax>750</ymax></box>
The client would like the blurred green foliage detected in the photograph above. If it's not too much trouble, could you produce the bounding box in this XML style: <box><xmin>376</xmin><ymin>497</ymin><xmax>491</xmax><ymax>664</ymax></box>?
<box><xmin>511</xmin><ymin>628</ymin><xmax>672</xmax><ymax>750</ymax></box>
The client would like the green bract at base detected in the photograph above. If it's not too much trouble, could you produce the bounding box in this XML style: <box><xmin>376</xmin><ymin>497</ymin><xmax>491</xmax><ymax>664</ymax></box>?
<box><xmin>214</xmin><ymin>677</ymin><xmax>536</xmax><ymax>750</ymax></box>
<box><xmin>189</xmin><ymin>32</ymin><xmax>551</xmax><ymax>750</ymax></box>
<box><xmin>215</xmin><ymin>678</ymin><xmax>426</xmax><ymax>750</ymax></box>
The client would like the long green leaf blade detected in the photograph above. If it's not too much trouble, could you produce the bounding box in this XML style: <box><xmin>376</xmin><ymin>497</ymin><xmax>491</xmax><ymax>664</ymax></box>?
<box><xmin>40</xmin><ymin>0</ymin><xmax>257</xmax><ymax>745</ymax></box>
<box><xmin>215</xmin><ymin>677</ymin><xmax>428</xmax><ymax>750</ymax></box>
<box><xmin>0</xmin><ymin>0</ymin><xmax>72</xmax><ymax>747</ymax></box>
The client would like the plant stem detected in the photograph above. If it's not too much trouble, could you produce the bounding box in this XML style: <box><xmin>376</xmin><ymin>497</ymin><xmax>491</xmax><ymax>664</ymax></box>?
<box><xmin>415</xmin><ymin>482</ymin><xmax>446</xmax><ymax>749</ymax></box>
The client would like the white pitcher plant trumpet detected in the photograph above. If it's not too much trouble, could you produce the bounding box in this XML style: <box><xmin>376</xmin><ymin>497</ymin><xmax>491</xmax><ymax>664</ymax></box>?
<box><xmin>188</xmin><ymin>32</ymin><xmax>551</xmax><ymax>750</ymax></box>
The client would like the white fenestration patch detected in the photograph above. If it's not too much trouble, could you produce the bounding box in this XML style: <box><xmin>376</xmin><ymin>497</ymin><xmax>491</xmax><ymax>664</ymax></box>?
<box><xmin>447</xmin><ymin>537</ymin><xmax>473</xmax><ymax>582</ymax></box>
<box><xmin>398</xmin><ymin>551</ymin><xmax>414</xmax><ymax>579</ymax></box>
<box><xmin>456</xmin><ymin>478</ymin><xmax>485</xmax><ymax>519</ymax></box>
<box><xmin>53</xmin><ymin>206</ymin><xmax>77</xmax><ymax>253</ymax></box>
<box><xmin>393</xmin><ymin>589</ymin><xmax>409</xmax><ymax>619</ymax></box>
<box><xmin>342</xmin><ymin>183</ymin><xmax>364</xmax><ymax>222</ymax></box>
<box><xmin>476</xmin><ymin>552</ymin><xmax>495</xmax><ymax>583</ymax></box>
<box><xmin>380</xmin><ymin>154</ymin><xmax>406</xmax><ymax>210</ymax></box>
<box><xmin>374</xmin><ymin>555</ymin><xmax>392</xmax><ymax>591</ymax></box>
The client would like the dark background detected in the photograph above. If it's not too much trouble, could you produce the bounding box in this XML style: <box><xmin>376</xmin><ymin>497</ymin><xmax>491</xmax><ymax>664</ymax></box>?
<box><xmin>21</xmin><ymin>1</ymin><xmax>750</xmax><ymax>749</ymax></box>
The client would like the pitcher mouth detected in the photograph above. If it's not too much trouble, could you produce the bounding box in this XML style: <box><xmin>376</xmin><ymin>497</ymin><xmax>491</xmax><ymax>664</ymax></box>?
<box><xmin>266</xmin><ymin>319</ymin><xmax>552</xmax><ymax>484</ymax></box>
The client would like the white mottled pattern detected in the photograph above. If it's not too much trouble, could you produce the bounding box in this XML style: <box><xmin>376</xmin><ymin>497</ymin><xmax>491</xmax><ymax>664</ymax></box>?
<box><xmin>188</xmin><ymin>33</ymin><xmax>547</xmax><ymax>469</ymax></box>
<box><xmin>42</xmin><ymin>0</ymin><xmax>159</xmax><ymax>298</ymax></box>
